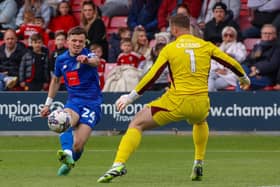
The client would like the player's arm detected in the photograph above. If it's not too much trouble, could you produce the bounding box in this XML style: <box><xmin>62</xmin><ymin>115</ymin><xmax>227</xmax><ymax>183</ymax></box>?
<box><xmin>40</xmin><ymin>76</ymin><xmax>61</xmax><ymax>117</ymax></box>
<box><xmin>116</xmin><ymin>48</ymin><xmax>168</xmax><ymax>112</ymax></box>
<box><xmin>76</xmin><ymin>54</ymin><xmax>99</xmax><ymax>67</ymax></box>
<box><xmin>210</xmin><ymin>43</ymin><xmax>250</xmax><ymax>89</ymax></box>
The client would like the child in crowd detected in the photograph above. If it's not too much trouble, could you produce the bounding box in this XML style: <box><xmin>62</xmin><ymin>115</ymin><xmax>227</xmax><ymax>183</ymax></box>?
<box><xmin>19</xmin><ymin>33</ymin><xmax>50</xmax><ymax>91</ymax></box>
<box><xmin>48</xmin><ymin>1</ymin><xmax>78</xmax><ymax>34</ymax></box>
<box><xmin>90</xmin><ymin>43</ymin><xmax>106</xmax><ymax>90</ymax></box>
<box><xmin>108</xmin><ymin>27</ymin><xmax>131</xmax><ymax>63</ymax></box>
<box><xmin>138</xmin><ymin>32</ymin><xmax>171</xmax><ymax>91</ymax></box>
<box><xmin>117</xmin><ymin>38</ymin><xmax>145</xmax><ymax>68</ymax></box>
<box><xmin>49</xmin><ymin>31</ymin><xmax>67</xmax><ymax>90</ymax></box>
<box><xmin>16</xmin><ymin>12</ymin><xmax>49</xmax><ymax>46</ymax></box>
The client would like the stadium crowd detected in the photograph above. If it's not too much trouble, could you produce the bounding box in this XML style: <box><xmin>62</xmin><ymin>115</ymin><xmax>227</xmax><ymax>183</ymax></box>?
<box><xmin>0</xmin><ymin>0</ymin><xmax>280</xmax><ymax>91</ymax></box>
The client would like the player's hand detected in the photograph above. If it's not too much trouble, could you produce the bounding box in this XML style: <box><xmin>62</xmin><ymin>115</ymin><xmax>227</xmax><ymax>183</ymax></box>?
<box><xmin>239</xmin><ymin>75</ymin><xmax>251</xmax><ymax>90</ymax></box>
<box><xmin>116</xmin><ymin>94</ymin><xmax>133</xmax><ymax>112</ymax></box>
<box><xmin>40</xmin><ymin>105</ymin><xmax>50</xmax><ymax>118</ymax></box>
<box><xmin>76</xmin><ymin>55</ymin><xmax>88</xmax><ymax>64</ymax></box>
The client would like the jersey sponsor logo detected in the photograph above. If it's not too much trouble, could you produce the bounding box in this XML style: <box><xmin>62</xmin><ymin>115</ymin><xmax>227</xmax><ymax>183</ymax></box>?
<box><xmin>66</xmin><ymin>70</ymin><xmax>80</xmax><ymax>86</ymax></box>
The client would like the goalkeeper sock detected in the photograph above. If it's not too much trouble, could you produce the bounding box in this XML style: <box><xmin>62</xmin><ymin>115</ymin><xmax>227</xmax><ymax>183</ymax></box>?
<box><xmin>60</xmin><ymin>127</ymin><xmax>73</xmax><ymax>151</ymax></box>
<box><xmin>114</xmin><ymin>128</ymin><xmax>142</xmax><ymax>164</ymax></box>
<box><xmin>193</xmin><ymin>121</ymin><xmax>209</xmax><ymax>161</ymax></box>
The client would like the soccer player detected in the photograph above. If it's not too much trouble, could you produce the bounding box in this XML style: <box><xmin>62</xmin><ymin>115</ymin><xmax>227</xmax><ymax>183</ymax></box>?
<box><xmin>40</xmin><ymin>26</ymin><xmax>102</xmax><ymax>176</ymax></box>
<box><xmin>97</xmin><ymin>15</ymin><xmax>250</xmax><ymax>183</ymax></box>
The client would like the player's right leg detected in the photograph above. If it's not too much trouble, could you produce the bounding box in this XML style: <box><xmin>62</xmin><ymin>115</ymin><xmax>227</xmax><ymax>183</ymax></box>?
<box><xmin>191</xmin><ymin>121</ymin><xmax>209</xmax><ymax>181</ymax></box>
<box><xmin>97</xmin><ymin>106</ymin><xmax>159</xmax><ymax>183</ymax></box>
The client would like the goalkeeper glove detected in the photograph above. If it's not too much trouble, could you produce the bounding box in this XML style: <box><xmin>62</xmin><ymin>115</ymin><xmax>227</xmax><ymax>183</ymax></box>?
<box><xmin>116</xmin><ymin>90</ymin><xmax>141</xmax><ymax>112</ymax></box>
<box><xmin>239</xmin><ymin>74</ymin><xmax>251</xmax><ymax>90</ymax></box>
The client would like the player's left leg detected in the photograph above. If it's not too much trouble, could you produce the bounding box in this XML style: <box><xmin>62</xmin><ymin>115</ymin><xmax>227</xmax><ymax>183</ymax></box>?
<box><xmin>97</xmin><ymin>106</ymin><xmax>159</xmax><ymax>183</ymax></box>
<box><xmin>191</xmin><ymin>121</ymin><xmax>209</xmax><ymax>181</ymax></box>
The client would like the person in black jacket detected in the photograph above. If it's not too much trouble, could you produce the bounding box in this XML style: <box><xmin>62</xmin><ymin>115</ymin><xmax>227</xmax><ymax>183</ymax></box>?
<box><xmin>49</xmin><ymin>31</ymin><xmax>67</xmax><ymax>91</ymax></box>
<box><xmin>203</xmin><ymin>2</ymin><xmax>242</xmax><ymax>46</ymax></box>
<box><xmin>241</xmin><ymin>24</ymin><xmax>280</xmax><ymax>90</ymax></box>
<box><xmin>19</xmin><ymin>33</ymin><xmax>50</xmax><ymax>91</ymax></box>
<box><xmin>0</xmin><ymin>29</ymin><xmax>27</xmax><ymax>90</ymax></box>
<box><xmin>81</xmin><ymin>1</ymin><xmax>108</xmax><ymax>60</ymax></box>
<box><xmin>108</xmin><ymin>27</ymin><xmax>131</xmax><ymax>63</ymax></box>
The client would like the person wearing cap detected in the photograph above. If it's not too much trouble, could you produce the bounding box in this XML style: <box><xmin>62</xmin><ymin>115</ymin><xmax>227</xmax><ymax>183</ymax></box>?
<box><xmin>203</xmin><ymin>2</ymin><xmax>242</xmax><ymax>46</ymax></box>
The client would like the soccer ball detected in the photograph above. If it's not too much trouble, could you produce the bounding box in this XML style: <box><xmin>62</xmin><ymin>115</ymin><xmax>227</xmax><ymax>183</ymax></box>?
<box><xmin>48</xmin><ymin>109</ymin><xmax>71</xmax><ymax>133</ymax></box>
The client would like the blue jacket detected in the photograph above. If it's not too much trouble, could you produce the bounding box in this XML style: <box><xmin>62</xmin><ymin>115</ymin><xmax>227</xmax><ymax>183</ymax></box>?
<box><xmin>127</xmin><ymin>0</ymin><xmax>161</xmax><ymax>38</ymax></box>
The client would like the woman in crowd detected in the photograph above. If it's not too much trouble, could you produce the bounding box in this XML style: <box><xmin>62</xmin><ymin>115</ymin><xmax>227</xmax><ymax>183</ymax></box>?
<box><xmin>80</xmin><ymin>1</ymin><xmax>108</xmax><ymax>60</ymax></box>
<box><xmin>208</xmin><ymin>26</ymin><xmax>247</xmax><ymax>91</ymax></box>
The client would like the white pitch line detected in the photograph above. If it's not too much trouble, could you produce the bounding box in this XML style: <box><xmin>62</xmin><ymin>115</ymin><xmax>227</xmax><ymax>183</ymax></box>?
<box><xmin>0</xmin><ymin>149</ymin><xmax>280</xmax><ymax>153</ymax></box>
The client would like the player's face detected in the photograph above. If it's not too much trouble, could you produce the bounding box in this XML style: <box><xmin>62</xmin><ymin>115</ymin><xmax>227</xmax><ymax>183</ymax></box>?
<box><xmin>4</xmin><ymin>31</ymin><xmax>17</xmax><ymax>50</ymax></box>
<box><xmin>67</xmin><ymin>34</ymin><xmax>86</xmax><ymax>56</ymax></box>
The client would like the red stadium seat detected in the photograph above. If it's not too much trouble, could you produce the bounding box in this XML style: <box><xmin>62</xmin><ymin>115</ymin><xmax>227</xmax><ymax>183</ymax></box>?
<box><xmin>93</xmin><ymin>0</ymin><xmax>105</xmax><ymax>6</ymax></box>
<box><xmin>106</xmin><ymin>16</ymin><xmax>128</xmax><ymax>38</ymax></box>
<box><xmin>109</xmin><ymin>16</ymin><xmax>128</xmax><ymax>28</ymax></box>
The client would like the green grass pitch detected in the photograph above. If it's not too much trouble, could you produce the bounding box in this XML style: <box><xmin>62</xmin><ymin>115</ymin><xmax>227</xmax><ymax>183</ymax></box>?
<box><xmin>0</xmin><ymin>134</ymin><xmax>279</xmax><ymax>187</ymax></box>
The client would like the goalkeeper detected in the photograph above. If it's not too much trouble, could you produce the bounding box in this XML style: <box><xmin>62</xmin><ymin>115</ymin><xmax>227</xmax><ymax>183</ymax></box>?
<box><xmin>97</xmin><ymin>14</ymin><xmax>250</xmax><ymax>183</ymax></box>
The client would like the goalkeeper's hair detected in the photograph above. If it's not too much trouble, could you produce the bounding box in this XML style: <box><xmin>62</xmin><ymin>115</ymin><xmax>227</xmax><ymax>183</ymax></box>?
<box><xmin>169</xmin><ymin>14</ymin><xmax>190</xmax><ymax>29</ymax></box>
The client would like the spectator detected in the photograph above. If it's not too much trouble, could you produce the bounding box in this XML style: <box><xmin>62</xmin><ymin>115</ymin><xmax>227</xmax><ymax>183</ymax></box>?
<box><xmin>81</xmin><ymin>1</ymin><xmax>108</xmax><ymax>60</ymax></box>
<box><xmin>16</xmin><ymin>0</ymin><xmax>51</xmax><ymax>28</ymax></box>
<box><xmin>243</xmin><ymin>0</ymin><xmax>280</xmax><ymax>39</ymax></box>
<box><xmin>131</xmin><ymin>26</ymin><xmax>151</xmax><ymax>60</ymax></box>
<box><xmin>49</xmin><ymin>31</ymin><xmax>67</xmax><ymax>91</ymax></box>
<box><xmin>16</xmin><ymin>12</ymin><xmax>49</xmax><ymax>46</ymax></box>
<box><xmin>208</xmin><ymin>26</ymin><xmax>247</xmax><ymax>91</ymax></box>
<box><xmin>241</xmin><ymin>24</ymin><xmax>280</xmax><ymax>90</ymax></box>
<box><xmin>100</xmin><ymin>0</ymin><xmax>131</xmax><ymax>17</ymax></box>
<box><xmin>204</xmin><ymin>2</ymin><xmax>242</xmax><ymax>45</ymax></box>
<box><xmin>117</xmin><ymin>38</ymin><xmax>145</xmax><ymax>68</ymax></box>
<box><xmin>138</xmin><ymin>43</ymin><xmax>170</xmax><ymax>91</ymax></box>
<box><xmin>197</xmin><ymin>0</ymin><xmax>240</xmax><ymax>30</ymax></box>
<box><xmin>45</xmin><ymin>0</ymin><xmax>69</xmax><ymax>16</ymax></box>
<box><xmin>0</xmin><ymin>29</ymin><xmax>27</xmax><ymax>89</ymax></box>
<box><xmin>19</xmin><ymin>33</ymin><xmax>50</xmax><ymax>91</ymax></box>
<box><xmin>154</xmin><ymin>31</ymin><xmax>171</xmax><ymax>45</ymax></box>
<box><xmin>108</xmin><ymin>27</ymin><xmax>131</xmax><ymax>63</ymax></box>
<box><xmin>158</xmin><ymin>0</ymin><xmax>203</xmax><ymax>32</ymax></box>
<box><xmin>48</xmin><ymin>1</ymin><xmax>78</xmax><ymax>34</ymax></box>
<box><xmin>176</xmin><ymin>3</ymin><xmax>203</xmax><ymax>38</ymax></box>
<box><xmin>0</xmin><ymin>0</ymin><xmax>18</xmax><ymax>30</ymax></box>
<box><xmin>90</xmin><ymin>43</ymin><xmax>106</xmax><ymax>90</ymax></box>
<box><xmin>127</xmin><ymin>0</ymin><xmax>161</xmax><ymax>40</ymax></box>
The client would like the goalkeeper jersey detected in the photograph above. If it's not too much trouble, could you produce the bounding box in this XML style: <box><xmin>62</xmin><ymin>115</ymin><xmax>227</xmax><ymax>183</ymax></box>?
<box><xmin>135</xmin><ymin>34</ymin><xmax>246</xmax><ymax>96</ymax></box>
